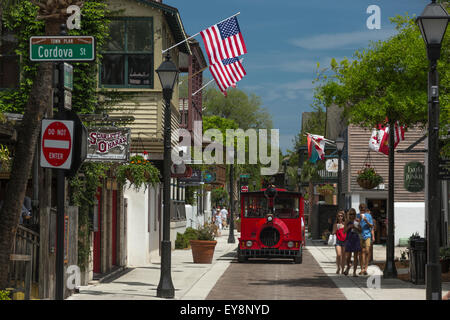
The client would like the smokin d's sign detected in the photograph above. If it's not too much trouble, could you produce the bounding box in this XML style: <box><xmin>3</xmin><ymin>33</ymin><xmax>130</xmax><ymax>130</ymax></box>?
<box><xmin>86</xmin><ymin>127</ymin><xmax>130</xmax><ymax>162</ymax></box>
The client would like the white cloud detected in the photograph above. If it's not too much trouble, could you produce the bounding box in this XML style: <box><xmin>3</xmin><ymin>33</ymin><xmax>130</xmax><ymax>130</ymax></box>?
<box><xmin>289</xmin><ymin>28</ymin><xmax>397</xmax><ymax>50</ymax></box>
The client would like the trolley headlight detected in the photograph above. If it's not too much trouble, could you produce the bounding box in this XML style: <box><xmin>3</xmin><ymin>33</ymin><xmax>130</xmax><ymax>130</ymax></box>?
<box><xmin>267</xmin><ymin>215</ymin><xmax>273</xmax><ymax>222</ymax></box>
<box><xmin>246</xmin><ymin>240</ymin><xmax>253</xmax><ymax>247</ymax></box>
<box><xmin>287</xmin><ymin>241</ymin><xmax>294</xmax><ymax>248</ymax></box>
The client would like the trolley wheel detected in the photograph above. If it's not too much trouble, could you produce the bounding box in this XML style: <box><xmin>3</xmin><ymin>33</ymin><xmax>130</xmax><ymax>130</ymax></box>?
<box><xmin>294</xmin><ymin>247</ymin><xmax>303</xmax><ymax>264</ymax></box>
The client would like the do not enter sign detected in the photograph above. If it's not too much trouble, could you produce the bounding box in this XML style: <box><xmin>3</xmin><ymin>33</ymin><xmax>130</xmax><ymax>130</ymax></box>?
<box><xmin>40</xmin><ymin>120</ymin><xmax>74</xmax><ymax>169</ymax></box>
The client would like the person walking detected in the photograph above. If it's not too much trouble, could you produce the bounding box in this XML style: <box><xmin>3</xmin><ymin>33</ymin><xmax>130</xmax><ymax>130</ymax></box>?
<box><xmin>220</xmin><ymin>206</ymin><xmax>228</xmax><ymax>230</ymax></box>
<box><xmin>343</xmin><ymin>208</ymin><xmax>362</xmax><ymax>277</ymax></box>
<box><xmin>211</xmin><ymin>206</ymin><xmax>217</xmax><ymax>223</ymax></box>
<box><xmin>214</xmin><ymin>209</ymin><xmax>222</xmax><ymax>236</ymax></box>
<box><xmin>332</xmin><ymin>210</ymin><xmax>347</xmax><ymax>274</ymax></box>
<box><xmin>358</xmin><ymin>207</ymin><xmax>374</xmax><ymax>275</ymax></box>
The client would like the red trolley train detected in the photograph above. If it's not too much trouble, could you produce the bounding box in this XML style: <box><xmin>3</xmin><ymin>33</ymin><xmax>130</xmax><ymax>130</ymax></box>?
<box><xmin>237</xmin><ymin>185</ymin><xmax>305</xmax><ymax>263</ymax></box>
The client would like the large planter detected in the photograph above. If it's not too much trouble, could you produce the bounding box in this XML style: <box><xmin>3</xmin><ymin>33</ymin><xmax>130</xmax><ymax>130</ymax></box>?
<box><xmin>189</xmin><ymin>240</ymin><xmax>217</xmax><ymax>264</ymax></box>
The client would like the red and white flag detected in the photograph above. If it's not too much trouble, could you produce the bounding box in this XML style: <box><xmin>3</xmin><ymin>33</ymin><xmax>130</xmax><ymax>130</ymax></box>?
<box><xmin>369</xmin><ymin>122</ymin><xmax>405</xmax><ymax>155</ymax></box>
<box><xmin>209</xmin><ymin>57</ymin><xmax>246</xmax><ymax>96</ymax></box>
<box><xmin>200</xmin><ymin>16</ymin><xmax>247</xmax><ymax>66</ymax></box>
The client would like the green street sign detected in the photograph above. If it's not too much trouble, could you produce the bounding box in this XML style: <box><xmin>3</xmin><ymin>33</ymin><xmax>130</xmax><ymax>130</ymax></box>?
<box><xmin>30</xmin><ymin>36</ymin><xmax>95</xmax><ymax>62</ymax></box>
<box><xmin>64</xmin><ymin>63</ymin><xmax>73</xmax><ymax>91</ymax></box>
<box><xmin>240</xmin><ymin>174</ymin><xmax>250</xmax><ymax>178</ymax></box>
<box><xmin>404</xmin><ymin>162</ymin><xmax>425</xmax><ymax>192</ymax></box>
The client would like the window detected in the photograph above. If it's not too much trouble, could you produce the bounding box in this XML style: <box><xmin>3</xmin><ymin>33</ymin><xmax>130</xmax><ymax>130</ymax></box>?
<box><xmin>0</xmin><ymin>27</ymin><xmax>19</xmax><ymax>89</ymax></box>
<box><xmin>101</xmin><ymin>18</ymin><xmax>153</xmax><ymax>88</ymax></box>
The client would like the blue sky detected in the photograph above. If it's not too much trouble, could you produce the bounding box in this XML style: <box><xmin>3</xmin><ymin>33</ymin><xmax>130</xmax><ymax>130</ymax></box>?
<box><xmin>168</xmin><ymin>0</ymin><xmax>429</xmax><ymax>153</ymax></box>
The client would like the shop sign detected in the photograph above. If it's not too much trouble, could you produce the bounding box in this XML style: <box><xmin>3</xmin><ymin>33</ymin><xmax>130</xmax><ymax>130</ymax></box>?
<box><xmin>179</xmin><ymin>169</ymin><xmax>203</xmax><ymax>186</ymax></box>
<box><xmin>86</xmin><ymin>127</ymin><xmax>130</xmax><ymax>162</ymax></box>
<box><xmin>404</xmin><ymin>162</ymin><xmax>425</xmax><ymax>192</ymax></box>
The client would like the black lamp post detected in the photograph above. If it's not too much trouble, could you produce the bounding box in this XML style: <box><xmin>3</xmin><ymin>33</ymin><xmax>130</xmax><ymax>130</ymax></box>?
<box><xmin>227</xmin><ymin>148</ymin><xmax>235</xmax><ymax>244</ymax></box>
<box><xmin>416</xmin><ymin>0</ymin><xmax>449</xmax><ymax>300</ymax></box>
<box><xmin>335</xmin><ymin>136</ymin><xmax>345</xmax><ymax>210</ymax></box>
<box><xmin>156</xmin><ymin>53</ymin><xmax>179</xmax><ymax>298</ymax></box>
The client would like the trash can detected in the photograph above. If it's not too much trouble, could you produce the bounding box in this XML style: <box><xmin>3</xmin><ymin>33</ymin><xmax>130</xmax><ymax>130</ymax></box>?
<box><xmin>409</xmin><ymin>237</ymin><xmax>426</xmax><ymax>285</ymax></box>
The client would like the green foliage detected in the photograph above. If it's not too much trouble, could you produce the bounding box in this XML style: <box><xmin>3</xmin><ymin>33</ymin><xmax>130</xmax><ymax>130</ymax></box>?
<box><xmin>196</xmin><ymin>224</ymin><xmax>216</xmax><ymax>241</ymax></box>
<box><xmin>0</xmin><ymin>290</ymin><xmax>11</xmax><ymax>300</ymax></box>
<box><xmin>175</xmin><ymin>226</ymin><xmax>215</xmax><ymax>249</ymax></box>
<box><xmin>203</xmin><ymin>87</ymin><xmax>272</xmax><ymax>130</ymax></box>
<box><xmin>116</xmin><ymin>155</ymin><xmax>160</xmax><ymax>192</ymax></box>
<box><xmin>357</xmin><ymin>165</ymin><xmax>383</xmax><ymax>185</ymax></box>
<box><xmin>317</xmin><ymin>183</ymin><xmax>335</xmax><ymax>195</ymax></box>
<box><xmin>440</xmin><ymin>247</ymin><xmax>450</xmax><ymax>260</ymax></box>
<box><xmin>211</xmin><ymin>186</ymin><xmax>228</xmax><ymax>206</ymax></box>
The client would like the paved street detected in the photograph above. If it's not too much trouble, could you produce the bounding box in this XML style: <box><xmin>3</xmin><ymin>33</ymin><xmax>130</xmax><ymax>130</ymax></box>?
<box><xmin>207</xmin><ymin>249</ymin><xmax>345</xmax><ymax>300</ymax></box>
<box><xmin>67</xmin><ymin>229</ymin><xmax>450</xmax><ymax>301</ymax></box>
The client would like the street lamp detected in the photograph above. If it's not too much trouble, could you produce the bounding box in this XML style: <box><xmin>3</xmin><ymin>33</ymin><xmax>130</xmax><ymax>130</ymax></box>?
<box><xmin>335</xmin><ymin>136</ymin><xmax>345</xmax><ymax>210</ymax></box>
<box><xmin>156</xmin><ymin>53</ymin><xmax>179</xmax><ymax>298</ymax></box>
<box><xmin>227</xmin><ymin>147</ymin><xmax>235</xmax><ymax>244</ymax></box>
<box><xmin>416</xmin><ymin>0</ymin><xmax>449</xmax><ymax>301</ymax></box>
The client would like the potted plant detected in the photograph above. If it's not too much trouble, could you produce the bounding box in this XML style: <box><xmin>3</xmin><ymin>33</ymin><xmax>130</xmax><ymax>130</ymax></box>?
<box><xmin>439</xmin><ymin>247</ymin><xmax>450</xmax><ymax>273</ymax></box>
<box><xmin>357</xmin><ymin>164</ymin><xmax>383</xmax><ymax>189</ymax></box>
<box><xmin>317</xmin><ymin>184</ymin><xmax>334</xmax><ymax>196</ymax></box>
<box><xmin>189</xmin><ymin>223</ymin><xmax>217</xmax><ymax>264</ymax></box>
<box><xmin>116</xmin><ymin>155</ymin><xmax>160</xmax><ymax>191</ymax></box>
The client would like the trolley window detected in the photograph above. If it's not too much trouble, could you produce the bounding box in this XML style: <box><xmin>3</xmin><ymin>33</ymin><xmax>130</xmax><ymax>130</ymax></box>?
<box><xmin>274</xmin><ymin>196</ymin><xmax>299</xmax><ymax>218</ymax></box>
<box><xmin>243</xmin><ymin>196</ymin><xmax>268</xmax><ymax>218</ymax></box>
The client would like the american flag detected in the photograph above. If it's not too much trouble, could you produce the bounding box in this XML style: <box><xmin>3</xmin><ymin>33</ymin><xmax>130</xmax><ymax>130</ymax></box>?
<box><xmin>209</xmin><ymin>57</ymin><xmax>246</xmax><ymax>95</ymax></box>
<box><xmin>200</xmin><ymin>16</ymin><xmax>247</xmax><ymax>66</ymax></box>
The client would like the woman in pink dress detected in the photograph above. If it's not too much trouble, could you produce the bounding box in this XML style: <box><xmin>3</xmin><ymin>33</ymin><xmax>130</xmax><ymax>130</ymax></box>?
<box><xmin>332</xmin><ymin>210</ymin><xmax>347</xmax><ymax>274</ymax></box>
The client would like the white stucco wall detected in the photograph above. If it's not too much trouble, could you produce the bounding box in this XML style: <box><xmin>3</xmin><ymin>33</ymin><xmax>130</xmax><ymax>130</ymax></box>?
<box><xmin>394</xmin><ymin>202</ymin><xmax>425</xmax><ymax>244</ymax></box>
<box><xmin>125</xmin><ymin>184</ymin><xmax>150</xmax><ymax>267</ymax></box>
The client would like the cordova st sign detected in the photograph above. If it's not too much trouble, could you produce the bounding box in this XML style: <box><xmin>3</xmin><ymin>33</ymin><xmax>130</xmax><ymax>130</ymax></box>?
<box><xmin>30</xmin><ymin>36</ymin><xmax>95</xmax><ymax>62</ymax></box>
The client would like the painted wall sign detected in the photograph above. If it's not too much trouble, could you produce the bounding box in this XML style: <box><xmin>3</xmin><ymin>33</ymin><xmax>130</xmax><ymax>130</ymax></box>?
<box><xmin>404</xmin><ymin>162</ymin><xmax>425</xmax><ymax>192</ymax></box>
<box><xmin>86</xmin><ymin>127</ymin><xmax>130</xmax><ymax>162</ymax></box>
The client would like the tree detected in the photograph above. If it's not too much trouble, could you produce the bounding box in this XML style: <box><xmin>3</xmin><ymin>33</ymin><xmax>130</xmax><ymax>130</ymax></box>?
<box><xmin>0</xmin><ymin>0</ymin><xmax>105</xmax><ymax>290</ymax></box>
<box><xmin>313</xmin><ymin>14</ymin><xmax>448</xmax><ymax>133</ymax></box>
<box><xmin>203</xmin><ymin>87</ymin><xmax>273</xmax><ymax>130</ymax></box>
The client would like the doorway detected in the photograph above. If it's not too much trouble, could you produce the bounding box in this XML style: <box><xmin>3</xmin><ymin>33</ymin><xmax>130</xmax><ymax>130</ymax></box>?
<box><xmin>366</xmin><ymin>198</ymin><xmax>387</xmax><ymax>244</ymax></box>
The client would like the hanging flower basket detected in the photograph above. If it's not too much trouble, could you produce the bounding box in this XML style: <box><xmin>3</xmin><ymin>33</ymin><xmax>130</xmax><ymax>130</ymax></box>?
<box><xmin>117</xmin><ymin>155</ymin><xmax>160</xmax><ymax>191</ymax></box>
<box><xmin>317</xmin><ymin>184</ymin><xmax>334</xmax><ymax>196</ymax></box>
<box><xmin>357</xmin><ymin>164</ymin><xmax>383</xmax><ymax>190</ymax></box>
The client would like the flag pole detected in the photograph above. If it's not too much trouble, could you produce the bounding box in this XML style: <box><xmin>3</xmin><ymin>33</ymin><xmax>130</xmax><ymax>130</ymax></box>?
<box><xmin>192</xmin><ymin>79</ymin><xmax>215</xmax><ymax>96</ymax></box>
<box><xmin>162</xmin><ymin>12</ymin><xmax>241</xmax><ymax>54</ymax></box>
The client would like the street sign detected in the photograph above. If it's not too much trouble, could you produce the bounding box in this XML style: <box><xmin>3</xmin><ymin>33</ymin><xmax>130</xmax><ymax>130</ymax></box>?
<box><xmin>64</xmin><ymin>63</ymin><xmax>73</xmax><ymax>90</ymax></box>
<box><xmin>40</xmin><ymin>119</ymin><xmax>74</xmax><ymax>169</ymax></box>
<box><xmin>30</xmin><ymin>36</ymin><xmax>95</xmax><ymax>62</ymax></box>
<box><xmin>241</xmin><ymin>185</ymin><xmax>249</xmax><ymax>192</ymax></box>
<box><xmin>240</xmin><ymin>174</ymin><xmax>250</xmax><ymax>179</ymax></box>
<box><xmin>64</xmin><ymin>90</ymin><xmax>72</xmax><ymax>110</ymax></box>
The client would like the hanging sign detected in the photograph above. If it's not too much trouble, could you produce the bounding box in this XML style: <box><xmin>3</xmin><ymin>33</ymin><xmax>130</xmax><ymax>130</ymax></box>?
<box><xmin>325</xmin><ymin>158</ymin><xmax>344</xmax><ymax>173</ymax></box>
<box><xmin>86</xmin><ymin>127</ymin><xmax>130</xmax><ymax>162</ymax></box>
<box><xmin>404</xmin><ymin>162</ymin><xmax>425</xmax><ymax>192</ymax></box>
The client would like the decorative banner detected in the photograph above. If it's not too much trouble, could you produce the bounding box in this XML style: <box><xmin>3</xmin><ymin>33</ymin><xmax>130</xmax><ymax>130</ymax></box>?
<box><xmin>404</xmin><ymin>162</ymin><xmax>425</xmax><ymax>192</ymax></box>
<box><xmin>86</xmin><ymin>127</ymin><xmax>130</xmax><ymax>162</ymax></box>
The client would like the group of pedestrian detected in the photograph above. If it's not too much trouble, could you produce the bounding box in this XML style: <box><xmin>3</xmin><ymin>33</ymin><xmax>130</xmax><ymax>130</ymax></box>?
<box><xmin>212</xmin><ymin>205</ymin><xmax>228</xmax><ymax>236</ymax></box>
<box><xmin>332</xmin><ymin>203</ymin><xmax>374</xmax><ymax>277</ymax></box>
